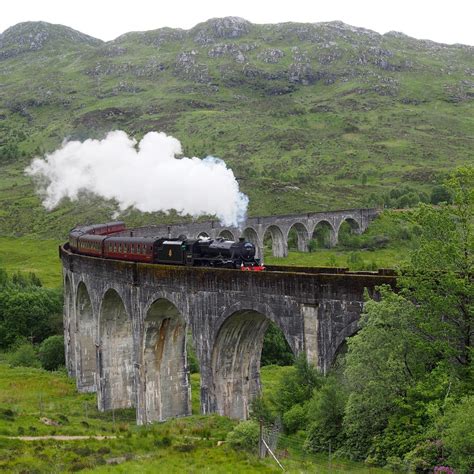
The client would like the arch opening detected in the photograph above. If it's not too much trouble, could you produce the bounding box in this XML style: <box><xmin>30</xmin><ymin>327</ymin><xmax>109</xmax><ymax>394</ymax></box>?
<box><xmin>143</xmin><ymin>299</ymin><xmax>190</xmax><ymax>423</ymax></box>
<box><xmin>76</xmin><ymin>282</ymin><xmax>96</xmax><ymax>392</ymax></box>
<box><xmin>211</xmin><ymin>310</ymin><xmax>293</xmax><ymax>419</ymax></box>
<box><xmin>338</xmin><ymin>218</ymin><xmax>362</xmax><ymax>247</ymax></box>
<box><xmin>263</xmin><ymin>225</ymin><xmax>287</xmax><ymax>258</ymax></box>
<box><xmin>311</xmin><ymin>220</ymin><xmax>337</xmax><ymax>249</ymax></box>
<box><xmin>218</xmin><ymin>230</ymin><xmax>235</xmax><ymax>241</ymax></box>
<box><xmin>98</xmin><ymin>289</ymin><xmax>134</xmax><ymax>411</ymax></box>
<box><xmin>197</xmin><ymin>232</ymin><xmax>210</xmax><ymax>239</ymax></box>
<box><xmin>287</xmin><ymin>223</ymin><xmax>310</xmax><ymax>252</ymax></box>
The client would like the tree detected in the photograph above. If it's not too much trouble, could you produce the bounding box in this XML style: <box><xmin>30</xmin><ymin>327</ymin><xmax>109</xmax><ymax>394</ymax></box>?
<box><xmin>38</xmin><ymin>335</ymin><xmax>65</xmax><ymax>370</ymax></box>
<box><xmin>342</xmin><ymin>289</ymin><xmax>427</xmax><ymax>460</ymax></box>
<box><xmin>0</xmin><ymin>285</ymin><xmax>62</xmax><ymax>348</ymax></box>
<box><xmin>430</xmin><ymin>185</ymin><xmax>453</xmax><ymax>205</ymax></box>
<box><xmin>441</xmin><ymin>395</ymin><xmax>474</xmax><ymax>473</ymax></box>
<box><xmin>400</xmin><ymin>167</ymin><xmax>473</xmax><ymax>374</ymax></box>
<box><xmin>342</xmin><ymin>166</ymin><xmax>473</xmax><ymax>464</ymax></box>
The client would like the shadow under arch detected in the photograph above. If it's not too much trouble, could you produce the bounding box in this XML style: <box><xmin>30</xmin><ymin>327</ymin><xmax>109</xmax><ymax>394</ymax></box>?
<box><xmin>218</xmin><ymin>229</ymin><xmax>235</xmax><ymax>241</ymax></box>
<box><xmin>263</xmin><ymin>225</ymin><xmax>287</xmax><ymax>258</ymax></box>
<box><xmin>311</xmin><ymin>220</ymin><xmax>337</xmax><ymax>248</ymax></box>
<box><xmin>76</xmin><ymin>281</ymin><xmax>96</xmax><ymax>392</ymax></box>
<box><xmin>98</xmin><ymin>288</ymin><xmax>134</xmax><ymax>411</ymax></box>
<box><xmin>142</xmin><ymin>298</ymin><xmax>191</xmax><ymax>423</ymax></box>
<box><xmin>197</xmin><ymin>232</ymin><xmax>210</xmax><ymax>239</ymax></box>
<box><xmin>338</xmin><ymin>217</ymin><xmax>362</xmax><ymax>240</ymax></box>
<box><xmin>64</xmin><ymin>274</ymin><xmax>75</xmax><ymax>377</ymax></box>
<box><xmin>211</xmin><ymin>307</ymin><xmax>294</xmax><ymax>419</ymax></box>
<box><xmin>327</xmin><ymin>319</ymin><xmax>360</xmax><ymax>374</ymax></box>
<box><xmin>287</xmin><ymin>222</ymin><xmax>310</xmax><ymax>252</ymax></box>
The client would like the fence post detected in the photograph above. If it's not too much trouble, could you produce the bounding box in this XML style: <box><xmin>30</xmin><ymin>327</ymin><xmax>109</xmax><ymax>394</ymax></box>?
<box><xmin>259</xmin><ymin>419</ymin><xmax>265</xmax><ymax>458</ymax></box>
<box><xmin>328</xmin><ymin>440</ymin><xmax>332</xmax><ymax>472</ymax></box>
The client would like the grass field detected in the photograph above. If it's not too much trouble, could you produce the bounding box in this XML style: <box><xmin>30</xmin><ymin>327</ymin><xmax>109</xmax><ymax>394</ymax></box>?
<box><xmin>0</xmin><ymin>363</ymin><xmax>388</xmax><ymax>473</ymax></box>
<box><xmin>0</xmin><ymin>237</ymin><xmax>62</xmax><ymax>288</ymax></box>
<box><xmin>264</xmin><ymin>246</ymin><xmax>408</xmax><ymax>270</ymax></box>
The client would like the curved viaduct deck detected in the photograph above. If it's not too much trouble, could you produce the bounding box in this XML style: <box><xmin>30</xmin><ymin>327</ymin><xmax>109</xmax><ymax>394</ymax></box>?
<box><xmin>60</xmin><ymin>245</ymin><xmax>395</xmax><ymax>424</ymax></box>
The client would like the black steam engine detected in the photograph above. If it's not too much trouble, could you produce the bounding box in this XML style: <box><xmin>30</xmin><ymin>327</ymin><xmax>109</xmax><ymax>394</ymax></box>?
<box><xmin>68</xmin><ymin>222</ymin><xmax>264</xmax><ymax>271</ymax></box>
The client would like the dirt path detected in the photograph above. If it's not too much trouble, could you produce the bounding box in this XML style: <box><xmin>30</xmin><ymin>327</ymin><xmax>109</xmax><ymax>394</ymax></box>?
<box><xmin>3</xmin><ymin>435</ymin><xmax>117</xmax><ymax>441</ymax></box>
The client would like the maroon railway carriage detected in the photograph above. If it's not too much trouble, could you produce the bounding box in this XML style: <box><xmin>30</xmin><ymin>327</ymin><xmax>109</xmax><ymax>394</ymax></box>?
<box><xmin>103</xmin><ymin>236</ymin><xmax>156</xmax><ymax>263</ymax></box>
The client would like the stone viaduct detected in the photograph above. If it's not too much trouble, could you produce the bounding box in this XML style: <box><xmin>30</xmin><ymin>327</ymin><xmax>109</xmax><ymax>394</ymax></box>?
<box><xmin>61</xmin><ymin>242</ymin><xmax>395</xmax><ymax>425</ymax></box>
<box><xmin>128</xmin><ymin>208</ymin><xmax>379</xmax><ymax>260</ymax></box>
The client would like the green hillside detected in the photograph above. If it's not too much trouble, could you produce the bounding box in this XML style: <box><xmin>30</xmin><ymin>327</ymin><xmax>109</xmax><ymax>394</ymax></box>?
<box><xmin>0</xmin><ymin>17</ymin><xmax>472</xmax><ymax>238</ymax></box>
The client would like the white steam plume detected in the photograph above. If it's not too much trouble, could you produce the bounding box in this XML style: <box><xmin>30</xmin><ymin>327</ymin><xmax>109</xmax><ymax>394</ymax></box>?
<box><xmin>25</xmin><ymin>131</ymin><xmax>249</xmax><ymax>227</ymax></box>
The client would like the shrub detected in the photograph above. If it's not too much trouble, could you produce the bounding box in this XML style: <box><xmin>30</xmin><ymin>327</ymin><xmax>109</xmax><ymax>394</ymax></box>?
<box><xmin>154</xmin><ymin>435</ymin><xmax>173</xmax><ymax>448</ymax></box>
<box><xmin>226</xmin><ymin>420</ymin><xmax>260</xmax><ymax>453</ymax></box>
<box><xmin>283</xmin><ymin>404</ymin><xmax>307</xmax><ymax>434</ymax></box>
<box><xmin>38</xmin><ymin>335</ymin><xmax>65</xmax><ymax>371</ymax></box>
<box><xmin>187</xmin><ymin>339</ymin><xmax>200</xmax><ymax>374</ymax></box>
<box><xmin>307</xmin><ymin>239</ymin><xmax>318</xmax><ymax>253</ymax></box>
<box><xmin>8</xmin><ymin>342</ymin><xmax>40</xmax><ymax>368</ymax></box>
<box><xmin>273</xmin><ymin>354</ymin><xmax>322</xmax><ymax>413</ymax></box>
<box><xmin>430</xmin><ymin>185</ymin><xmax>453</xmax><ymax>205</ymax></box>
<box><xmin>403</xmin><ymin>439</ymin><xmax>444</xmax><ymax>473</ymax></box>
<box><xmin>250</xmin><ymin>396</ymin><xmax>275</xmax><ymax>425</ymax></box>
<box><xmin>441</xmin><ymin>396</ymin><xmax>474</xmax><ymax>474</ymax></box>
<box><xmin>305</xmin><ymin>377</ymin><xmax>347</xmax><ymax>453</ymax></box>
<box><xmin>261</xmin><ymin>322</ymin><xmax>294</xmax><ymax>366</ymax></box>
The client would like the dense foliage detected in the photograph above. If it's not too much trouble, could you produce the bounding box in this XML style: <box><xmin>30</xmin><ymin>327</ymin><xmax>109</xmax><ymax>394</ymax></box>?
<box><xmin>255</xmin><ymin>168</ymin><xmax>473</xmax><ymax>472</ymax></box>
<box><xmin>0</xmin><ymin>268</ymin><xmax>63</xmax><ymax>369</ymax></box>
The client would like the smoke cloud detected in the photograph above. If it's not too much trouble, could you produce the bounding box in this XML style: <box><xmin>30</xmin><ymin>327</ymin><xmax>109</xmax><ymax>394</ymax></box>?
<box><xmin>25</xmin><ymin>131</ymin><xmax>249</xmax><ymax>227</ymax></box>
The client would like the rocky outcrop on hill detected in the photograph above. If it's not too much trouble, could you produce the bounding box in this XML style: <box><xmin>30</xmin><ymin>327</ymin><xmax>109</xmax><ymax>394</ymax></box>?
<box><xmin>0</xmin><ymin>21</ymin><xmax>101</xmax><ymax>59</ymax></box>
<box><xmin>192</xmin><ymin>17</ymin><xmax>252</xmax><ymax>45</ymax></box>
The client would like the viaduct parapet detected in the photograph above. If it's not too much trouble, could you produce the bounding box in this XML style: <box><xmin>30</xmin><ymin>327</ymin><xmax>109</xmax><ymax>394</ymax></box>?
<box><xmin>121</xmin><ymin>208</ymin><xmax>380</xmax><ymax>260</ymax></box>
<box><xmin>61</xmin><ymin>244</ymin><xmax>395</xmax><ymax>425</ymax></box>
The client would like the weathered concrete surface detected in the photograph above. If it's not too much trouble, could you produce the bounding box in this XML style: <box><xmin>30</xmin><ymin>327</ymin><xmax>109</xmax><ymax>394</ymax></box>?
<box><xmin>61</xmin><ymin>245</ymin><xmax>395</xmax><ymax>423</ymax></box>
<box><xmin>123</xmin><ymin>208</ymin><xmax>379</xmax><ymax>260</ymax></box>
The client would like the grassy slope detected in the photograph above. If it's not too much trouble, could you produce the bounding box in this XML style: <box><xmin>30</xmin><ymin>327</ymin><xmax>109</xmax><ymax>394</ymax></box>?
<box><xmin>264</xmin><ymin>246</ymin><xmax>407</xmax><ymax>269</ymax></box>
<box><xmin>0</xmin><ymin>20</ymin><xmax>472</xmax><ymax>238</ymax></box>
<box><xmin>0</xmin><ymin>237</ymin><xmax>62</xmax><ymax>287</ymax></box>
<box><xmin>0</xmin><ymin>364</ymin><xmax>387</xmax><ymax>473</ymax></box>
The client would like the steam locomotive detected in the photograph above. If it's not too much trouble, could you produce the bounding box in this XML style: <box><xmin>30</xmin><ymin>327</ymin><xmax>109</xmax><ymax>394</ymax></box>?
<box><xmin>68</xmin><ymin>222</ymin><xmax>264</xmax><ymax>271</ymax></box>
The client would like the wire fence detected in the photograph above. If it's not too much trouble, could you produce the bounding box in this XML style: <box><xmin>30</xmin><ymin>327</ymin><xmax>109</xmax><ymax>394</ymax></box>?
<box><xmin>260</xmin><ymin>420</ymin><xmax>385</xmax><ymax>473</ymax></box>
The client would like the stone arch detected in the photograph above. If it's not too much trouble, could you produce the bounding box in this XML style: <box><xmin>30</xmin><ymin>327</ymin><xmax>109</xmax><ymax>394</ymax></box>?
<box><xmin>242</xmin><ymin>227</ymin><xmax>262</xmax><ymax>260</ymax></box>
<box><xmin>218</xmin><ymin>229</ymin><xmax>235</xmax><ymax>241</ymax></box>
<box><xmin>311</xmin><ymin>220</ymin><xmax>337</xmax><ymax>248</ymax></box>
<box><xmin>75</xmin><ymin>281</ymin><xmax>96</xmax><ymax>392</ymax></box>
<box><xmin>338</xmin><ymin>217</ymin><xmax>361</xmax><ymax>239</ymax></box>
<box><xmin>197</xmin><ymin>232</ymin><xmax>210</xmax><ymax>239</ymax></box>
<box><xmin>63</xmin><ymin>274</ymin><xmax>75</xmax><ymax>377</ymax></box>
<box><xmin>287</xmin><ymin>222</ymin><xmax>310</xmax><ymax>252</ymax></box>
<box><xmin>142</xmin><ymin>298</ymin><xmax>190</xmax><ymax>423</ymax></box>
<box><xmin>263</xmin><ymin>225</ymin><xmax>288</xmax><ymax>258</ymax></box>
<box><xmin>98</xmin><ymin>288</ymin><xmax>134</xmax><ymax>411</ymax></box>
<box><xmin>211</xmin><ymin>307</ymin><xmax>294</xmax><ymax>419</ymax></box>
